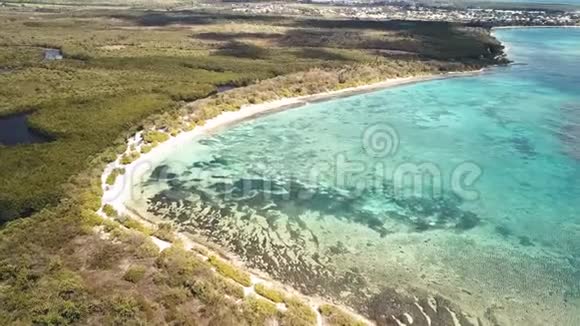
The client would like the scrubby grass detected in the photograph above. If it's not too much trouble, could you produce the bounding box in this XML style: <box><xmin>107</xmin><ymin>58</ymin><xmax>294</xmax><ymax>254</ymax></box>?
<box><xmin>105</xmin><ymin>167</ymin><xmax>125</xmax><ymax>186</ymax></box>
<box><xmin>242</xmin><ymin>296</ymin><xmax>280</xmax><ymax>324</ymax></box>
<box><xmin>208</xmin><ymin>255</ymin><xmax>252</xmax><ymax>287</ymax></box>
<box><xmin>123</xmin><ymin>265</ymin><xmax>147</xmax><ymax>283</ymax></box>
<box><xmin>142</xmin><ymin>130</ymin><xmax>170</xmax><ymax>144</ymax></box>
<box><xmin>116</xmin><ymin>215</ymin><xmax>153</xmax><ymax>235</ymax></box>
<box><xmin>140</xmin><ymin>143</ymin><xmax>154</xmax><ymax>154</ymax></box>
<box><xmin>320</xmin><ymin>304</ymin><xmax>367</xmax><ymax>326</ymax></box>
<box><xmin>152</xmin><ymin>222</ymin><xmax>177</xmax><ymax>242</ymax></box>
<box><xmin>255</xmin><ymin>283</ymin><xmax>286</xmax><ymax>303</ymax></box>
<box><xmin>120</xmin><ymin>151</ymin><xmax>141</xmax><ymax>165</ymax></box>
<box><xmin>282</xmin><ymin>297</ymin><xmax>318</xmax><ymax>326</ymax></box>
<box><xmin>102</xmin><ymin>204</ymin><xmax>117</xmax><ymax>217</ymax></box>
<box><xmin>215</xmin><ymin>275</ymin><xmax>245</xmax><ymax>300</ymax></box>
<box><xmin>1</xmin><ymin>197</ymin><xmax>291</xmax><ymax>324</ymax></box>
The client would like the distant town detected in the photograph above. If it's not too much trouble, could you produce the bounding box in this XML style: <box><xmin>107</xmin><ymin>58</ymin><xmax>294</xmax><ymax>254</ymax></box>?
<box><xmin>230</xmin><ymin>1</ymin><xmax>580</xmax><ymax>26</ymax></box>
<box><xmin>1</xmin><ymin>0</ymin><xmax>578</xmax><ymax>26</ymax></box>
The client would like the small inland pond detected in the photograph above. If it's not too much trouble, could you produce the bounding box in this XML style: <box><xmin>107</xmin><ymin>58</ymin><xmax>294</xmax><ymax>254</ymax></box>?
<box><xmin>0</xmin><ymin>113</ymin><xmax>53</xmax><ymax>146</ymax></box>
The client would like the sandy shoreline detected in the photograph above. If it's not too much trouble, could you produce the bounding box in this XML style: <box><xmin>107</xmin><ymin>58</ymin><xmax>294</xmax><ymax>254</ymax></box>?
<box><xmin>97</xmin><ymin>68</ymin><xmax>487</xmax><ymax>326</ymax></box>
<box><xmin>101</xmin><ymin>68</ymin><xmax>487</xmax><ymax>214</ymax></box>
<box><xmin>197</xmin><ymin>70</ymin><xmax>490</xmax><ymax>134</ymax></box>
<box><xmin>94</xmin><ymin>25</ymin><xmax>580</xmax><ymax>324</ymax></box>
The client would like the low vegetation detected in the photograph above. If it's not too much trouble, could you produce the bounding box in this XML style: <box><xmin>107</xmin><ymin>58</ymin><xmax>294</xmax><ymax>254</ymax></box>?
<box><xmin>282</xmin><ymin>297</ymin><xmax>318</xmax><ymax>326</ymax></box>
<box><xmin>214</xmin><ymin>275</ymin><xmax>245</xmax><ymax>300</ymax></box>
<box><xmin>152</xmin><ymin>222</ymin><xmax>177</xmax><ymax>243</ymax></box>
<box><xmin>116</xmin><ymin>215</ymin><xmax>153</xmax><ymax>235</ymax></box>
<box><xmin>120</xmin><ymin>151</ymin><xmax>141</xmax><ymax>165</ymax></box>
<box><xmin>242</xmin><ymin>296</ymin><xmax>280</xmax><ymax>324</ymax></box>
<box><xmin>123</xmin><ymin>265</ymin><xmax>147</xmax><ymax>283</ymax></box>
<box><xmin>320</xmin><ymin>304</ymin><xmax>367</xmax><ymax>326</ymax></box>
<box><xmin>255</xmin><ymin>283</ymin><xmax>286</xmax><ymax>303</ymax></box>
<box><xmin>0</xmin><ymin>5</ymin><xmax>506</xmax><ymax>325</ymax></box>
<box><xmin>208</xmin><ymin>255</ymin><xmax>252</xmax><ymax>287</ymax></box>
<box><xmin>102</xmin><ymin>204</ymin><xmax>117</xmax><ymax>217</ymax></box>
<box><xmin>140</xmin><ymin>143</ymin><xmax>154</xmax><ymax>154</ymax></box>
<box><xmin>105</xmin><ymin>167</ymin><xmax>125</xmax><ymax>186</ymax></box>
<box><xmin>142</xmin><ymin>130</ymin><xmax>170</xmax><ymax>144</ymax></box>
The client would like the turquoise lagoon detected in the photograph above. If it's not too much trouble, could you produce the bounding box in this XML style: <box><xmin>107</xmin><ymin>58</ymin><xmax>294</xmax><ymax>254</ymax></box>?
<box><xmin>127</xmin><ymin>28</ymin><xmax>580</xmax><ymax>325</ymax></box>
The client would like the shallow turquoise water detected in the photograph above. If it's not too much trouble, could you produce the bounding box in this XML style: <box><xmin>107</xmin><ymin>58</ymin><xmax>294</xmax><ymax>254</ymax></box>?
<box><xmin>478</xmin><ymin>0</ymin><xmax>580</xmax><ymax>4</ymax></box>
<box><xmin>129</xmin><ymin>28</ymin><xmax>580</xmax><ymax>325</ymax></box>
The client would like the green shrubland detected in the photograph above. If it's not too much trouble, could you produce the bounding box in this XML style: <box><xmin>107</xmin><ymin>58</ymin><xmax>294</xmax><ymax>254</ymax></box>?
<box><xmin>255</xmin><ymin>283</ymin><xmax>286</xmax><ymax>303</ymax></box>
<box><xmin>282</xmin><ymin>297</ymin><xmax>318</xmax><ymax>326</ymax></box>
<box><xmin>123</xmin><ymin>265</ymin><xmax>147</xmax><ymax>283</ymax></box>
<box><xmin>208</xmin><ymin>255</ymin><xmax>252</xmax><ymax>287</ymax></box>
<box><xmin>320</xmin><ymin>304</ymin><xmax>367</xmax><ymax>326</ymax></box>
<box><xmin>215</xmin><ymin>275</ymin><xmax>246</xmax><ymax>299</ymax></box>
<box><xmin>105</xmin><ymin>167</ymin><xmax>125</xmax><ymax>186</ymax></box>
<box><xmin>140</xmin><ymin>143</ymin><xmax>154</xmax><ymax>154</ymax></box>
<box><xmin>120</xmin><ymin>151</ymin><xmax>141</xmax><ymax>165</ymax></box>
<box><xmin>153</xmin><ymin>222</ymin><xmax>177</xmax><ymax>243</ymax></box>
<box><xmin>116</xmin><ymin>215</ymin><xmax>153</xmax><ymax>235</ymax></box>
<box><xmin>102</xmin><ymin>204</ymin><xmax>117</xmax><ymax>217</ymax></box>
<box><xmin>142</xmin><ymin>130</ymin><xmax>170</xmax><ymax>144</ymax></box>
<box><xmin>242</xmin><ymin>296</ymin><xmax>280</xmax><ymax>324</ymax></box>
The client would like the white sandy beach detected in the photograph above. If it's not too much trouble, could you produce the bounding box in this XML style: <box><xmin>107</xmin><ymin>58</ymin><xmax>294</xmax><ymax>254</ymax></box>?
<box><xmin>95</xmin><ymin>72</ymin><xmax>451</xmax><ymax>326</ymax></box>
<box><xmin>92</xmin><ymin>26</ymin><xmax>580</xmax><ymax>326</ymax></box>
<box><xmin>101</xmin><ymin>68</ymin><xmax>487</xmax><ymax>217</ymax></box>
<box><xmin>96</xmin><ymin>69</ymin><xmax>488</xmax><ymax>326</ymax></box>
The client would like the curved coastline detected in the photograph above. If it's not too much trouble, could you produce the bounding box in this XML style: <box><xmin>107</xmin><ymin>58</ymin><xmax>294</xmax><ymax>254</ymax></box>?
<box><xmin>490</xmin><ymin>25</ymin><xmax>579</xmax><ymax>66</ymax></box>
<box><xmin>5</xmin><ymin>5</ymin><xmax>578</xmax><ymax>323</ymax></box>
<box><xmin>102</xmin><ymin>68</ymin><xmax>489</xmax><ymax>216</ymax></box>
<box><xmin>97</xmin><ymin>67</ymin><xmax>492</xmax><ymax>324</ymax></box>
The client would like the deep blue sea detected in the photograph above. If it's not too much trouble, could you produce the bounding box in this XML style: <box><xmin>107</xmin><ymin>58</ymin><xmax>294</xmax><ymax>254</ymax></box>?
<box><xmin>128</xmin><ymin>28</ymin><xmax>580</xmax><ymax>325</ymax></box>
